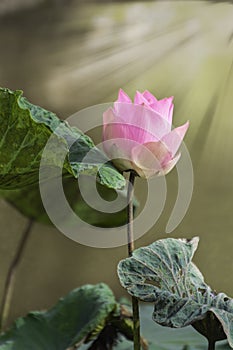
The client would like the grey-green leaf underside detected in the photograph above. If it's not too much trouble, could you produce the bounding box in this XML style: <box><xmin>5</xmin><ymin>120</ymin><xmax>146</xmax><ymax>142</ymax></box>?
<box><xmin>115</xmin><ymin>305</ymin><xmax>231</xmax><ymax>350</ymax></box>
<box><xmin>117</xmin><ymin>238</ymin><xmax>233</xmax><ymax>348</ymax></box>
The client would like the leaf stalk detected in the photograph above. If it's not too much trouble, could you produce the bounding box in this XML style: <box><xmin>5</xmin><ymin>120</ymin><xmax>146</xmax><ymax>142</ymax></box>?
<box><xmin>208</xmin><ymin>339</ymin><xmax>215</xmax><ymax>350</ymax></box>
<box><xmin>0</xmin><ymin>219</ymin><xmax>34</xmax><ymax>332</ymax></box>
<box><xmin>127</xmin><ymin>171</ymin><xmax>141</xmax><ymax>350</ymax></box>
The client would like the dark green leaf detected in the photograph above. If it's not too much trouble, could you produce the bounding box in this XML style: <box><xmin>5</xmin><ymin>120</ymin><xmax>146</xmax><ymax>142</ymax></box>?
<box><xmin>117</xmin><ymin>238</ymin><xmax>233</xmax><ymax>348</ymax></box>
<box><xmin>0</xmin><ymin>87</ymin><xmax>132</xmax><ymax>227</ymax></box>
<box><xmin>0</xmin><ymin>284</ymin><xmax>116</xmax><ymax>350</ymax></box>
<box><xmin>0</xmin><ymin>87</ymin><xmax>125</xmax><ymax>190</ymax></box>
<box><xmin>0</xmin><ymin>176</ymin><xmax>138</xmax><ymax>227</ymax></box>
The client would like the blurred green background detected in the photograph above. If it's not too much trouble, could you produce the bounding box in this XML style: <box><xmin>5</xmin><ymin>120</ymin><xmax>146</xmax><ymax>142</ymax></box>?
<box><xmin>0</xmin><ymin>0</ymin><xmax>233</xmax><ymax>326</ymax></box>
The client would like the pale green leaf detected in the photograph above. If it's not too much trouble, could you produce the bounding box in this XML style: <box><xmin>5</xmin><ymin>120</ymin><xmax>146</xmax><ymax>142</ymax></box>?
<box><xmin>117</xmin><ymin>238</ymin><xmax>233</xmax><ymax>347</ymax></box>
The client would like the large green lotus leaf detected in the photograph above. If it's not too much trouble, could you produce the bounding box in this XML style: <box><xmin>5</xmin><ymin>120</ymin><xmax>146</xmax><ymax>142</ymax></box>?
<box><xmin>117</xmin><ymin>238</ymin><xmax>233</xmax><ymax>348</ymax></box>
<box><xmin>0</xmin><ymin>176</ymin><xmax>137</xmax><ymax>227</ymax></box>
<box><xmin>0</xmin><ymin>87</ymin><xmax>132</xmax><ymax>227</ymax></box>
<box><xmin>0</xmin><ymin>87</ymin><xmax>125</xmax><ymax>190</ymax></box>
<box><xmin>0</xmin><ymin>284</ymin><xmax>116</xmax><ymax>350</ymax></box>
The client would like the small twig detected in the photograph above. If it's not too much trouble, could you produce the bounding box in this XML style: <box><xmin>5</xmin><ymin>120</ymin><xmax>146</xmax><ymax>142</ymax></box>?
<box><xmin>0</xmin><ymin>219</ymin><xmax>34</xmax><ymax>332</ymax></box>
<box><xmin>127</xmin><ymin>171</ymin><xmax>140</xmax><ymax>350</ymax></box>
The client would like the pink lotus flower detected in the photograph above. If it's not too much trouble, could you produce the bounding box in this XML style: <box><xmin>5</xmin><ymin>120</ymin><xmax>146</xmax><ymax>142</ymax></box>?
<box><xmin>103</xmin><ymin>89</ymin><xmax>189</xmax><ymax>178</ymax></box>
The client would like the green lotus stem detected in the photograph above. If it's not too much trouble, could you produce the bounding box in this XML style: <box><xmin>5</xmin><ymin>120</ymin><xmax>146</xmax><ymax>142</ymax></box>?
<box><xmin>0</xmin><ymin>219</ymin><xmax>34</xmax><ymax>332</ymax></box>
<box><xmin>127</xmin><ymin>171</ymin><xmax>141</xmax><ymax>350</ymax></box>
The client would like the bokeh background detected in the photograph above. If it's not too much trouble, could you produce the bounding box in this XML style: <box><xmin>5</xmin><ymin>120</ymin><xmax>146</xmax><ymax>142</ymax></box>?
<box><xmin>0</xmin><ymin>0</ymin><xmax>233</xmax><ymax>325</ymax></box>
